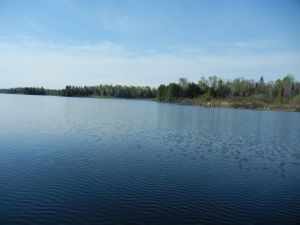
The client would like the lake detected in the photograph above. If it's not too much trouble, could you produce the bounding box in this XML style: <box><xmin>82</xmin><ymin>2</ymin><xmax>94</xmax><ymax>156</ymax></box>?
<box><xmin>0</xmin><ymin>94</ymin><xmax>299</xmax><ymax>224</ymax></box>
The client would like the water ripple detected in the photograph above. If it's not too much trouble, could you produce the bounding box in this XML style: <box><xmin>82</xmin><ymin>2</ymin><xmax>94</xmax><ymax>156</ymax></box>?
<box><xmin>0</xmin><ymin>95</ymin><xmax>300</xmax><ymax>224</ymax></box>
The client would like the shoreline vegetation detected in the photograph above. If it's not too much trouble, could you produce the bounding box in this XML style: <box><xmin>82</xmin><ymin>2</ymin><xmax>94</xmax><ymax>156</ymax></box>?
<box><xmin>1</xmin><ymin>75</ymin><xmax>300</xmax><ymax>112</ymax></box>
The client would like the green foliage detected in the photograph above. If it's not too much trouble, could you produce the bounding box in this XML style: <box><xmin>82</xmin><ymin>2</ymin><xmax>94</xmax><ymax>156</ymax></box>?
<box><xmin>273</xmin><ymin>96</ymin><xmax>284</xmax><ymax>105</ymax></box>
<box><xmin>5</xmin><ymin>75</ymin><xmax>300</xmax><ymax>110</ymax></box>
<box><xmin>289</xmin><ymin>94</ymin><xmax>300</xmax><ymax>105</ymax></box>
<box><xmin>9</xmin><ymin>87</ymin><xmax>46</xmax><ymax>95</ymax></box>
<box><xmin>156</xmin><ymin>75</ymin><xmax>300</xmax><ymax>105</ymax></box>
<box><xmin>60</xmin><ymin>84</ymin><xmax>156</xmax><ymax>99</ymax></box>
<box><xmin>0</xmin><ymin>89</ymin><xmax>10</xmax><ymax>93</ymax></box>
<box><xmin>202</xmin><ymin>92</ymin><xmax>212</xmax><ymax>102</ymax></box>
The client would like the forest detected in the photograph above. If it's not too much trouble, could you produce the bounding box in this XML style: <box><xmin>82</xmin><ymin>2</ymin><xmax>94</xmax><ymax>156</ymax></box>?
<box><xmin>156</xmin><ymin>75</ymin><xmax>300</xmax><ymax>110</ymax></box>
<box><xmin>157</xmin><ymin>75</ymin><xmax>300</xmax><ymax>102</ymax></box>
<box><xmin>7</xmin><ymin>87</ymin><xmax>59</xmax><ymax>96</ymax></box>
<box><xmin>60</xmin><ymin>84</ymin><xmax>156</xmax><ymax>99</ymax></box>
<box><xmin>1</xmin><ymin>75</ymin><xmax>300</xmax><ymax>111</ymax></box>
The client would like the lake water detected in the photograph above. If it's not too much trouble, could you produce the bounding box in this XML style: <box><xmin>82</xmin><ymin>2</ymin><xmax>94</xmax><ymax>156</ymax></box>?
<box><xmin>0</xmin><ymin>94</ymin><xmax>299</xmax><ymax>224</ymax></box>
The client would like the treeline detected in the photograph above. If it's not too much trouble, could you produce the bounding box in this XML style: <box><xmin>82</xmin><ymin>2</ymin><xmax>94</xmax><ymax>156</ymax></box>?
<box><xmin>60</xmin><ymin>84</ymin><xmax>156</xmax><ymax>98</ymax></box>
<box><xmin>157</xmin><ymin>75</ymin><xmax>300</xmax><ymax>104</ymax></box>
<box><xmin>5</xmin><ymin>87</ymin><xmax>60</xmax><ymax>96</ymax></box>
<box><xmin>0</xmin><ymin>89</ymin><xmax>10</xmax><ymax>94</ymax></box>
<box><xmin>2</xmin><ymin>75</ymin><xmax>300</xmax><ymax>107</ymax></box>
<box><xmin>8</xmin><ymin>87</ymin><xmax>46</xmax><ymax>95</ymax></box>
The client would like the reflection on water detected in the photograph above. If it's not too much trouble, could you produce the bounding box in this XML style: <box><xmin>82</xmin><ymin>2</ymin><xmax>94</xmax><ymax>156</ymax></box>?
<box><xmin>0</xmin><ymin>94</ymin><xmax>300</xmax><ymax>224</ymax></box>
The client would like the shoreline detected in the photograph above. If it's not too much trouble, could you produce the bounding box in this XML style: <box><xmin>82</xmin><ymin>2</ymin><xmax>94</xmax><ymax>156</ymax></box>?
<box><xmin>2</xmin><ymin>93</ymin><xmax>300</xmax><ymax>112</ymax></box>
<box><xmin>168</xmin><ymin>97</ymin><xmax>300</xmax><ymax>112</ymax></box>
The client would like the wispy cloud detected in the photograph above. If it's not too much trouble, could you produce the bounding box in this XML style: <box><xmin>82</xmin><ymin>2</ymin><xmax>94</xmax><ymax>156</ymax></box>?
<box><xmin>0</xmin><ymin>38</ymin><xmax>299</xmax><ymax>89</ymax></box>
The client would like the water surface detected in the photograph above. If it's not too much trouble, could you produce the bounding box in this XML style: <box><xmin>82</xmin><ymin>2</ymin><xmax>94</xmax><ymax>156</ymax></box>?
<box><xmin>0</xmin><ymin>94</ymin><xmax>299</xmax><ymax>224</ymax></box>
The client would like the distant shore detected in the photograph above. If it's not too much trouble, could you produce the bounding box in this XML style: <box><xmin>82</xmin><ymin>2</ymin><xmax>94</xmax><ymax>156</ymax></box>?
<box><xmin>1</xmin><ymin>75</ymin><xmax>300</xmax><ymax>112</ymax></box>
<box><xmin>1</xmin><ymin>92</ymin><xmax>299</xmax><ymax>112</ymax></box>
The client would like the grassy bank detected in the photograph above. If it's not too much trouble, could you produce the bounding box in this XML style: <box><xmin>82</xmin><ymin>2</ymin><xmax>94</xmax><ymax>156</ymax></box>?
<box><xmin>170</xmin><ymin>96</ymin><xmax>300</xmax><ymax>112</ymax></box>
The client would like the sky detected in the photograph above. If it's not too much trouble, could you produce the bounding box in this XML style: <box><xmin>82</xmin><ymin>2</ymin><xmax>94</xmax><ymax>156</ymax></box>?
<box><xmin>0</xmin><ymin>0</ymin><xmax>300</xmax><ymax>88</ymax></box>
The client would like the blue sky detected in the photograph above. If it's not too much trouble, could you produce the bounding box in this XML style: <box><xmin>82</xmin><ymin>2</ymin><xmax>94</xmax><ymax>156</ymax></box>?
<box><xmin>0</xmin><ymin>0</ymin><xmax>300</xmax><ymax>88</ymax></box>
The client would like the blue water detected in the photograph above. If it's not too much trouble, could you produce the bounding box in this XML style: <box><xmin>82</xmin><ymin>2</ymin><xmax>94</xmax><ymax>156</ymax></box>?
<box><xmin>0</xmin><ymin>94</ymin><xmax>300</xmax><ymax>224</ymax></box>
